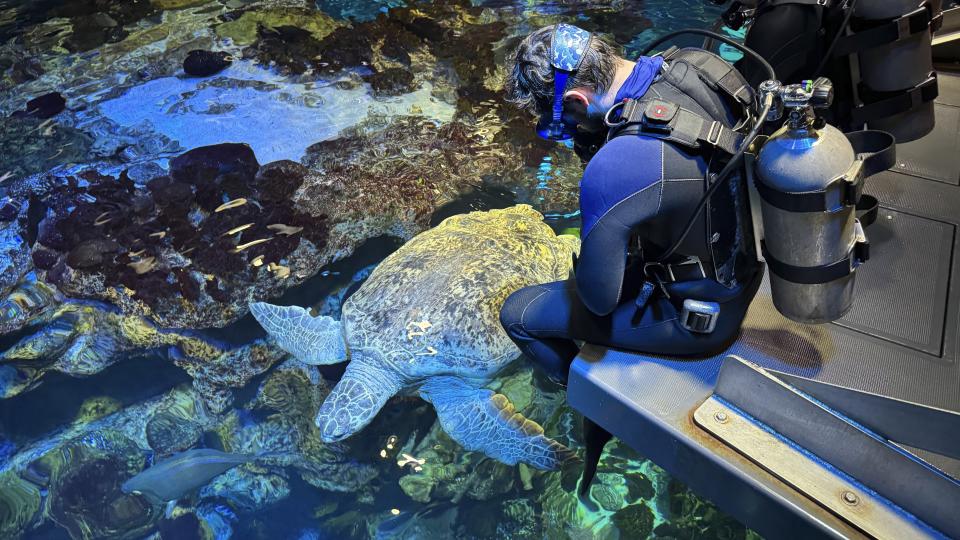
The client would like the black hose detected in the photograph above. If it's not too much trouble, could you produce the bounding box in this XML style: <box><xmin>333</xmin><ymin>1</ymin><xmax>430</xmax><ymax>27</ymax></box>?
<box><xmin>813</xmin><ymin>0</ymin><xmax>859</xmax><ymax>77</ymax></box>
<box><xmin>640</xmin><ymin>28</ymin><xmax>776</xmax><ymax>82</ymax></box>
<box><xmin>653</xmin><ymin>92</ymin><xmax>775</xmax><ymax>262</ymax></box>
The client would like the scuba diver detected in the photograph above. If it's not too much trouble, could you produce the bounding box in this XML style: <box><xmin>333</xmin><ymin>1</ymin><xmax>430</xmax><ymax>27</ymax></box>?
<box><xmin>499</xmin><ymin>24</ymin><xmax>770</xmax><ymax>496</ymax></box>
<box><xmin>498</xmin><ymin>22</ymin><xmax>897</xmax><ymax>497</ymax></box>
<box><xmin>500</xmin><ymin>24</ymin><xmax>765</xmax><ymax>387</ymax></box>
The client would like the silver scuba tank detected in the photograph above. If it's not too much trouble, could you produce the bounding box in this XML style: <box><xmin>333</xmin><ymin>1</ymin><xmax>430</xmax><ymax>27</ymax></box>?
<box><xmin>849</xmin><ymin>0</ymin><xmax>941</xmax><ymax>141</ymax></box>
<box><xmin>754</xmin><ymin>79</ymin><xmax>871</xmax><ymax>323</ymax></box>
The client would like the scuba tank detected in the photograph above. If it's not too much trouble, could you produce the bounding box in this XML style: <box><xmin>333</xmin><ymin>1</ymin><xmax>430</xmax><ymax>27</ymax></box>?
<box><xmin>715</xmin><ymin>0</ymin><xmax>943</xmax><ymax>141</ymax></box>
<box><xmin>845</xmin><ymin>0</ymin><xmax>942</xmax><ymax>141</ymax></box>
<box><xmin>753</xmin><ymin>78</ymin><xmax>895</xmax><ymax>323</ymax></box>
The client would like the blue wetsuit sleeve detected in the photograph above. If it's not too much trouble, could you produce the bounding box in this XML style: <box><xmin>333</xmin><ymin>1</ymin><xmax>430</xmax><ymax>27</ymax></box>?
<box><xmin>576</xmin><ymin>135</ymin><xmax>665</xmax><ymax>316</ymax></box>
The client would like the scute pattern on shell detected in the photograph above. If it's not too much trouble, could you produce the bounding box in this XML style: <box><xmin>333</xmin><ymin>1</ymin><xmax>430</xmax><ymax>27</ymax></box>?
<box><xmin>341</xmin><ymin>205</ymin><xmax>578</xmax><ymax>381</ymax></box>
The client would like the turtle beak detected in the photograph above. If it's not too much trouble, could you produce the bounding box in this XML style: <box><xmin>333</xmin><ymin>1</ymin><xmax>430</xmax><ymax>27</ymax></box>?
<box><xmin>316</xmin><ymin>415</ymin><xmax>351</xmax><ymax>443</ymax></box>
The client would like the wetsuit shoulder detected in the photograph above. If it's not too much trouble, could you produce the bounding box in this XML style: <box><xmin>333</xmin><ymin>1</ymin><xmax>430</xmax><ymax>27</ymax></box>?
<box><xmin>580</xmin><ymin>135</ymin><xmax>665</xmax><ymax>235</ymax></box>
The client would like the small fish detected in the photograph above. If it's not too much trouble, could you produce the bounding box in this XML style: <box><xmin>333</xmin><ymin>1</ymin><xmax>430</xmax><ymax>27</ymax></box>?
<box><xmin>267</xmin><ymin>262</ymin><xmax>290</xmax><ymax>278</ymax></box>
<box><xmin>121</xmin><ymin>448</ymin><xmax>255</xmax><ymax>505</ymax></box>
<box><xmin>223</xmin><ymin>223</ymin><xmax>254</xmax><ymax>236</ymax></box>
<box><xmin>251</xmin><ymin>255</ymin><xmax>265</xmax><ymax>267</ymax></box>
<box><xmin>93</xmin><ymin>212</ymin><xmax>111</xmax><ymax>226</ymax></box>
<box><xmin>267</xmin><ymin>224</ymin><xmax>303</xmax><ymax>236</ymax></box>
<box><xmin>127</xmin><ymin>257</ymin><xmax>156</xmax><ymax>275</ymax></box>
<box><xmin>0</xmin><ymin>171</ymin><xmax>14</xmax><ymax>183</ymax></box>
<box><xmin>231</xmin><ymin>238</ymin><xmax>270</xmax><ymax>253</ymax></box>
<box><xmin>215</xmin><ymin>198</ymin><xmax>247</xmax><ymax>212</ymax></box>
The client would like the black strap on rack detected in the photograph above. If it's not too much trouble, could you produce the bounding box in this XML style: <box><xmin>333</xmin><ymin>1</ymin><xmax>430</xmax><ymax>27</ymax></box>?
<box><xmin>754</xmin><ymin>130</ymin><xmax>895</xmax><ymax>213</ymax></box>
<box><xmin>762</xmin><ymin>236</ymin><xmax>869</xmax><ymax>284</ymax></box>
<box><xmin>851</xmin><ymin>74</ymin><xmax>939</xmax><ymax>125</ymax></box>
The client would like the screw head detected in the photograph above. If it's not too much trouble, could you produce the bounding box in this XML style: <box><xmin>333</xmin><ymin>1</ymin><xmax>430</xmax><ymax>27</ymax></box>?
<box><xmin>841</xmin><ymin>491</ymin><xmax>859</xmax><ymax>505</ymax></box>
<box><xmin>714</xmin><ymin>411</ymin><xmax>729</xmax><ymax>423</ymax></box>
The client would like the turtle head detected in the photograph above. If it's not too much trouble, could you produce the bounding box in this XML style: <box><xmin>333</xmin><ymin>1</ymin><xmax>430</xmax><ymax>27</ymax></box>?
<box><xmin>315</xmin><ymin>354</ymin><xmax>404</xmax><ymax>442</ymax></box>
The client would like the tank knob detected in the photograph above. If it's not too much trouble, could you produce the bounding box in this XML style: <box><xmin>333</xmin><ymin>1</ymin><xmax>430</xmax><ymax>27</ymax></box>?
<box><xmin>810</xmin><ymin>77</ymin><xmax>834</xmax><ymax>109</ymax></box>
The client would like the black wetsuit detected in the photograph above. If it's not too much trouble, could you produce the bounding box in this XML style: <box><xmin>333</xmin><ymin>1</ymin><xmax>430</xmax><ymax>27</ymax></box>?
<box><xmin>500</xmin><ymin>50</ymin><xmax>764</xmax><ymax>384</ymax></box>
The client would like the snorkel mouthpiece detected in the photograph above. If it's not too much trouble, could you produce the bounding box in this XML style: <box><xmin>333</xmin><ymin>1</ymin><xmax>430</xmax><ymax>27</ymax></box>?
<box><xmin>536</xmin><ymin>23</ymin><xmax>593</xmax><ymax>142</ymax></box>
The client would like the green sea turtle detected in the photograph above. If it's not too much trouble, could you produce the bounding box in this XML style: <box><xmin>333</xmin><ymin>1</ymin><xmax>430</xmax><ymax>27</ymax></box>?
<box><xmin>250</xmin><ymin>205</ymin><xmax>579</xmax><ymax>469</ymax></box>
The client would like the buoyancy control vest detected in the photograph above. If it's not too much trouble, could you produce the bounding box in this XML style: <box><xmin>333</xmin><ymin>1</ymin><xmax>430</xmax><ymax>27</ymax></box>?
<box><xmin>604</xmin><ymin>47</ymin><xmax>760</xmax><ymax>292</ymax></box>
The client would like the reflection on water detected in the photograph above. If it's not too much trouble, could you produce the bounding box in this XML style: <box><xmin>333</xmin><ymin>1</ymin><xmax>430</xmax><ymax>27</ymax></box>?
<box><xmin>0</xmin><ymin>0</ymin><xmax>759</xmax><ymax>538</ymax></box>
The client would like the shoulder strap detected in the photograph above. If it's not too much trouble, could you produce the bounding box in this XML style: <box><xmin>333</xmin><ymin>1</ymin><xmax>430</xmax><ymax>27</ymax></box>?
<box><xmin>661</xmin><ymin>48</ymin><xmax>755</xmax><ymax>112</ymax></box>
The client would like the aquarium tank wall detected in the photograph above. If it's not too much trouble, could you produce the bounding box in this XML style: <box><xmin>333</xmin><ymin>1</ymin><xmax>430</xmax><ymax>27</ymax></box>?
<box><xmin>0</xmin><ymin>0</ymin><xmax>759</xmax><ymax>538</ymax></box>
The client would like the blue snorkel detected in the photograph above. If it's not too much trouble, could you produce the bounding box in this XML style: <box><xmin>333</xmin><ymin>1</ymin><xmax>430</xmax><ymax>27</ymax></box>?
<box><xmin>536</xmin><ymin>24</ymin><xmax>594</xmax><ymax>141</ymax></box>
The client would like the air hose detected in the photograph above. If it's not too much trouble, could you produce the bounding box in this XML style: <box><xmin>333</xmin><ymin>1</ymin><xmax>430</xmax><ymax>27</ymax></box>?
<box><xmin>635</xmin><ymin>29</ymin><xmax>776</xmax><ymax>262</ymax></box>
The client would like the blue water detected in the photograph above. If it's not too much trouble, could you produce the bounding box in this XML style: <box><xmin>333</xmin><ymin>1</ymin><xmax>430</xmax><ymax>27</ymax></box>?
<box><xmin>0</xmin><ymin>1</ymin><xmax>759</xmax><ymax>538</ymax></box>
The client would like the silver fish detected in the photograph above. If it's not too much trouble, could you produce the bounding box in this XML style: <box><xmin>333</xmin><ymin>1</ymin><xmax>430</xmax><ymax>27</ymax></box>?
<box><xmin>121</xmin><ymin>448</ymin><xmax>254</xmax><ymax>505</ymax></box>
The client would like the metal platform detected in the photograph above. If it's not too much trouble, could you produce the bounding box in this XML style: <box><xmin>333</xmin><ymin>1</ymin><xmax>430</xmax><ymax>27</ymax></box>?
<box><xmin>568</xmin><ymin>71</ymin><xmax>960</xmax><ymax>539</ymax></box>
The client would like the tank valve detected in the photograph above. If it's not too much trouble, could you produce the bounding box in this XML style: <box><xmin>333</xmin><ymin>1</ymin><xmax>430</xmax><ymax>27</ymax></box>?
<box><xmin>759</xmin><ymin>78</ymin><xmax>834</xmax><ymax>128</ymax></box>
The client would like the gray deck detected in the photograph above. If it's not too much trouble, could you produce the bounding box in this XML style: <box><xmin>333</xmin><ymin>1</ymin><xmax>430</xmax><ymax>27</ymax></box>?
<box><xmin>568</xmin><ymin>71</ymin><xmax>960</xmax><ymax>539</ymax></box>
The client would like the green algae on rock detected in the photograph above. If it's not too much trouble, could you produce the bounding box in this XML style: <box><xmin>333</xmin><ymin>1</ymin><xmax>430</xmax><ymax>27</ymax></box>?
<box><xmin>613</xmin><ymin>503</ymin><xmax>655</xmax><ymax>540</ymax></box>
<box><xmin>0</xmin><ymin>472</ymin><xmax>42</xmax><ymax>540</ymax></box>
<box><xmin>215</xmin><ymin>8</ymin><xmax>338</xmax><ymax>46</ymax></box>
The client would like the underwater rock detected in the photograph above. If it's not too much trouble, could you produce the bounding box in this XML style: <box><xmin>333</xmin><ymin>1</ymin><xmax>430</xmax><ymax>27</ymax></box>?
<box><xmin>366</xmin><ymin>68</ymin><xmax>417</xmax><ymax>97</ymax></box>
<box><xmin>215</xmin><ymin>8</ymin><xmax>337</xmax><ymax>46</ymax></box>
<box><xmin>183</xmin><ymin>50</ymin><xmax>233</xmax><ymax>77</ymax></box>
<box><xmin>151</xmin><ymin>0</ymin><xmax>212</xmax><ymax>9</ymax></box>
<box><xmin>0</xmin><ymin>222</ymin><xmax>35</xmax><ymax>309</ymax></box>
<box><xmin>10</xmin><ymin>92</ymin><xmax>67</xmax><ymax>119</ymax></box>
<box><xmin>312</xmin><ymin>26</ymin><xmax>373</xmax><ymax>72</ymax></box>
<box><xmin>157</xmin><ymin>507</ymin><xmax>208</xmax><ymax>540</ymax></box>
<box><xmin>613</xmin><ymin>503</ymin><xmax>655</xmax><ymax>540</ymax></box>
<box><xmin>243</xmin><ymin>24</ymin><xmax>325</xmax><ymax>75</ymax></box>
<box><xmin>254</xmin><ymin>160</ymin><xmax>307</xmax><ymax>203</ymax></box>
<box><xmin>45</xmin><ymin>430</ymin><xmax>158</xmax><ymax>540</ymax></box>
<box><xmin>49</xmin><ymin>0</ymin><xmax>159</xmax><ymax>53</ymax></box>
<box><xmin>199</xmin><ymin>465</ymin><xmax>290</xmax><ymax>512</ymax></box>
<box><xmin>74</xmin><ymin>396</ymin><xmax>123</xmax><ymax>425</ymax></box>
<box><xmin>498</xmin><ymin>498</ymin><xmax>540</xmax><ymax>539</ymax></box>
<box><xmin>171</xmin><ymin>339</ymin><xmax>286</xmax><ymax>413</ymax></box>
<box><xmin>66</xmin><ymin>237</ymin><xmax>120</xmax><ymax>269</ymax></box>
<box><xmin>146</xmin><ymin>412</ymin><xmax>203</xmax><ymax>457</ymax></box>
<box><xmin>0</xmin><ymin>471</ymin><xmax>42</xmax><ymax>540</ymax></box>
<box><xmin>168</xmin><ymin>142</ymin><xmax>259</xmax><ymax>195</ymax></box>
<box><xmin>625</xmin><ymin>471</ymin><xmax>655</xmax><ymax>502</ymax></box>
<box><xmin>658</xmin><ymin>478</ymin><xmax>751</xmax><ymax>540</ymax></box>
<box><xmin>0</xmin><ymin>296</ymin><xmax>270</xmax><ymax>405</ymax></box>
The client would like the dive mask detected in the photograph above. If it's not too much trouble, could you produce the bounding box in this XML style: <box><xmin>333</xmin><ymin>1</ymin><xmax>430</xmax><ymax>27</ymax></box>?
<box><xmin>535</xmin><ymin>23</ymin><xmax>593</xmax><ymax>141</ymax></box>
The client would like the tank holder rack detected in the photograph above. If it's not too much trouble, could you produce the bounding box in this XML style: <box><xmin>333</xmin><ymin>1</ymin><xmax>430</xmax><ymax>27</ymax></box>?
<box><xmin>833</xmin><ymin>4</ymin><xmax>944</xmax><ymax>58</ymax></box>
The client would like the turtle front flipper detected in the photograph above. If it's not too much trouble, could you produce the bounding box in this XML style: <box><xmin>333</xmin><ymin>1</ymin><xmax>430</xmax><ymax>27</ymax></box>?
<box><xmin>315</xmin><ymin>354</ymin><xmax>404</xmax><ymax>442</ymax></box>
<box><xmin>419</xmin><ymin>376</ymin><xmax>575</xmax><ymax>470</ymax></box>
<box><xmin>249</xmin><ymin>302</ymin><xmax>347</xmax><ymax>365</ymax></box>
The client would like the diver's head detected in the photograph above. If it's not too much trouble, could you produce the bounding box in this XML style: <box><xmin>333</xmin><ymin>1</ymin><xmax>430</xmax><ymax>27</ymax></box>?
<box><xmin>507</xmin><ymin>24</ymin><xmax>625</xmax><ymax>139</ymax></box>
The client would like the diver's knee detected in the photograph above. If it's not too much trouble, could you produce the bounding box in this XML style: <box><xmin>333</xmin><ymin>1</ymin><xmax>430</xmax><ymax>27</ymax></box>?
<box><xmin>499</xmin><ymin>285</ymin><xmax>543</xmax><ymax>339</ymax></box>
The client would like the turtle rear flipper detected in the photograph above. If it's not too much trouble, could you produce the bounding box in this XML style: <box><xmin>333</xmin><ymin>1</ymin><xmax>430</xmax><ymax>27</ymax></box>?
<box><xmin>419</xmin><ymin>376</ymin><xmax>576</xmax><ymax>470</ymax></box>
<box><xmin>249</xmin><ymin>302</ymin><xmax>347</xmax><ymax>365</ymax></box>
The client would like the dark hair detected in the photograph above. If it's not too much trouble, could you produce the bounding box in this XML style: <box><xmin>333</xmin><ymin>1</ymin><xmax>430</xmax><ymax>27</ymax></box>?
<box><xmin>506</xmin><ymin>25</ymin><xmax>621</xmax><ymax>118</ymax></box>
